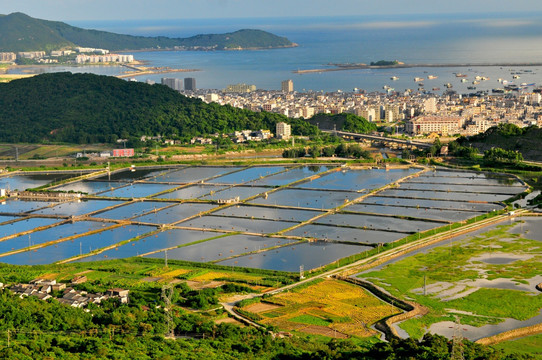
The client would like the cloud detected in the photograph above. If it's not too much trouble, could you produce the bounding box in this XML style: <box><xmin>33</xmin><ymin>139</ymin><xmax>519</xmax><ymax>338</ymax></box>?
<box><xmin>458</xmin><ymin>18</ymin><xmax>535</xmax><ymax>28</ymax></box>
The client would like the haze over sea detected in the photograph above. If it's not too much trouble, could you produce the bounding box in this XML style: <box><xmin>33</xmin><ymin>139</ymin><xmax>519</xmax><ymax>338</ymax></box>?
<box><xmin>52</xmin><ymin>13</ymin><xmax>542</xmax><ymax>92</ymax></box>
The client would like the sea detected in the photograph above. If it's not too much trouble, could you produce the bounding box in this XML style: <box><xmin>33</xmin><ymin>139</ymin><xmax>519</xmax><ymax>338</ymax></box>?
<box><xmin>10</xmin><ymin>12</ymin><xmax>542</xmax><ymax>94</ymax></box>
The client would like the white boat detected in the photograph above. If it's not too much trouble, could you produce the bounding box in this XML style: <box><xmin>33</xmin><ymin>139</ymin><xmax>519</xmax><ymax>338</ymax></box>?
<box><xmin>390</xmin><ymin>76</ymin><xmax>399</xmax><ymax>81</ymax></box>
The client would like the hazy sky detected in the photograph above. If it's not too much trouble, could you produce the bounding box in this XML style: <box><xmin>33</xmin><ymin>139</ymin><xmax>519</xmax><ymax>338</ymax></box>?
<box><xmin>2</xmin><ymin>0</ymin><xmax>541</xmax><ymax>21</ymax></box>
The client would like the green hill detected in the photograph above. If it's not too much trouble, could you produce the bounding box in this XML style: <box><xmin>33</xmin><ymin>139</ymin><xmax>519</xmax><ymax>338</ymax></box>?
<box><xmin>0</xmin><ymin>12</ymin><xmax>295</xmax><ymax>52</ymax></box>
<box><xmin>458</xmin><ymin>123</ymin><xmax>542</xmax><ymax>161</ymax></box>
<box><xmin>306</xmin><ymin>113</ymin><xmax>377</xmax><ymax>133</ymax></box>
<box><xmin>0</xmin><ymin>72</ymin><xmax>316</xmax><ymax>144</ymax></box>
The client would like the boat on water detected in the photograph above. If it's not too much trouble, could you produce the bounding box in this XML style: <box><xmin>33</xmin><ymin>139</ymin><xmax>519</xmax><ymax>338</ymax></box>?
<box><xmin>444</xmin><ymin>83</ymin><xmax>453</xmax><ymax>88</ymax></box>
<box><xmin>467</xmin><ymin>86</ymin><xmax>476</xmax><ymax>90</ymax></box>
<box><xmin>461</xmin><ymin>78</ymin><xmax>468</xmax><ymax>83</ymax></box>
<box><xmin>513</xmin><ymin>75</ymin><xmax>521</xmax><ymax>79</ymax></box>
<box><xmin>427</xmin><ymin>75</ymin><xmax>438</xmax><ymax>79</ymax></box>
<box><xmin>432</xmin><ymin>87</ymin><xmax>440</xmax><ymax>91</ymax></box>
<box><xmin>472</xmin><ymin>80</ymin><xmax>480</xmax><ymax>85</ymax></box>
<box><xmin>390</xmin><ymin>76</ymin><xmax>399</xmax><ymax>81</ymax></box>
<box><xmin>455</xmin><ymin>73</ymin><xmax>467</xmax><ymax>78</ymax></box>
<box><xmin>414</xmin><ymin>77</ymin><xmax>424</xmax><ymax>82</ymax></box>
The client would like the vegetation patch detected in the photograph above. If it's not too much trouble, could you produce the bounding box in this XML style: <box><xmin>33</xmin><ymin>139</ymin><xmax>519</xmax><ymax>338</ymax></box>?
<box><xmin>289</xmin><ymin>314</ymin><xmax>331</xmax><ymax>327</ymax></box>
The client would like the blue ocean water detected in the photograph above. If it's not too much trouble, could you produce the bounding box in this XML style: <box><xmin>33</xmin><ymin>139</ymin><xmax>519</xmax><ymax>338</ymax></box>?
<box><xmin>32</xmin><ymin>13</ymin><xmax>542</xmax><ymax>92</ymax></box>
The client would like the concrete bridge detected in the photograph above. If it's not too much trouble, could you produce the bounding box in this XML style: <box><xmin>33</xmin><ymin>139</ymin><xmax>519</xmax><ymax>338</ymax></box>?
<box><xmin>322</xmin><ymin>130</ymin><xmax>432</xmax><ymax>149</ymax></box>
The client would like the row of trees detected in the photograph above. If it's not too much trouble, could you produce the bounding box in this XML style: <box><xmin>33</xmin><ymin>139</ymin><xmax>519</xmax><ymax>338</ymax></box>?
<box><xmin>282</xmin><ymin>143</ymin><xmax>372</xmax><ymax>159</ymax></box>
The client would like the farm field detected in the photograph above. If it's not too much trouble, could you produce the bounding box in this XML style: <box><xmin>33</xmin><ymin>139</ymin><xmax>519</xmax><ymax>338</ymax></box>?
<box><xmin>359</xmin><ymin>218</ymin><xmax>542</xmax><ymax>343</ymax></box>
<box><xmin>240</xmin><ymin>278</ymin><xmax>400</xmax><ymax>338</ymax></box>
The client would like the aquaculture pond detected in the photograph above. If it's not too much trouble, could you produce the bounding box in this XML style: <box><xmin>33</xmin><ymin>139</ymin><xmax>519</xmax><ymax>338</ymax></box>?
<box><xmin>213</xmin><ymin>205</ymin><xmax>323</xmax><ymax>222</ymax></box>
<box><xmin>217</xmin><ymin>241</ymin><xmax>374</xmax><ymax>272</ymax></box>
<box><xmin>208</xmin><ymin>166</ymin><xmax>287</xmax><ymax>184</ymax></box>
<box><xmin>0</xmin><ymin>221</ymin><xmax>106</xmax><ymax>254</ymax></box>
<box><xmin>53</xmin><ymin>180</ymin><xmax>123</xmax><ymax>195</ymax></box>
<box><xmin>179</xmin><ymin>215</ymin><xmax>296</xmax><ymax>234</ymax></box>
<box><xmin>248</xmin><ymin>166</ymin><xmax>330</xmax><ymax>186</ymax></box>
<box><xmin>151</xmin><ymin>166</ymin><xmax>241</xmax><ymax>183</ymax></box>
<box><xmin>97</xmin><ymin>183</ymin><xmax>178</xmax><ymax>198</ymax></box>
<box><xmin>346</xmin><ymin>203</ymin><xmax>479</xmax><ymax>222</ymax></box>
<box><xmin>94</xmin><ymin>201</ymin><xmax>174</xmax><ymax>220</ymax></box>
<box><xmin>0</xmin><ymin>165</ymin><xmax>527</xmax><ymax>269</ymax></box>
<box><xmin>250</xmin><ymin>189</ymin><xmax>362</xmax><ymax>209</ymax></box>
<box><xmin>284</xmin><ymin>224</ymin><xmax>404</xmax><ymax>244</ymax></box>
<box><xmin>295</xmin><ymin>168</ymin><xmax>420</xmax><ymax>191</ymax></box>
<box><xmin>133</xmin><ymin>203</ymin><xmax>216</xmax><ymax>224</ymax></box>
<box><xmin>146</xmin><ymin>234</ymin><xmax>298</xmax><ymax>263</ymax></box>
<box><xmin>154</xmin><ymin>184</ymin><xmax>227</xmax><ymax>200</ymax></box>
<box><xmin>0</xmin><ymin>173</ymin><xmax>82</xmax><ymax>190</ymax></box>
<box><xmin>0</xmin><ymin>199</ymin><xmax>59</xmax><ymax>213</ymax></box>
<box><xmin>0</xmin><ymin>217</ymin><xmax>60</xmax><ymax>239</ymax></box>
<box><xmin>30</xmin><ymin>200</ymin><xmax>125</xmax><ymax>216</ymax></box>
<box><xmin>0</xmin><ymin>224</ymin><xmax>154</xmax><ymax>265</ymax></box>
<box><xmin>76</xmin><ymin>228</ymin><xmax>217</xmax><ymax>262</ymax></box>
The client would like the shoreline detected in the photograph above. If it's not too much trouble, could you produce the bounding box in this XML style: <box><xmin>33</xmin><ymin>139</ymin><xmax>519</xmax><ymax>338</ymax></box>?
<box><xmin>294</xmin><ymin>62</ymin><xmax>542</xmax><ymax>74</ymax></box>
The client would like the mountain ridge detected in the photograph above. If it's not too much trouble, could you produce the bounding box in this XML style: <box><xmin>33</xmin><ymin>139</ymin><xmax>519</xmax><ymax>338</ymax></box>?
<box><xmin>0</xmin><ymin>12</ymin><xmax>296</xmax><ymax>52</ymax></box>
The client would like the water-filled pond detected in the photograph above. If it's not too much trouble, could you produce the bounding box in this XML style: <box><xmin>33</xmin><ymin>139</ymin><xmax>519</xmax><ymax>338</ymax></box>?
<box><xmin>0</xmin><ymin>199</ymin><xmax>59</xmax><ymax>213</ymax></box>
<box><xmin>213</xmin><ymin>205</ymin><xmax>323</xmax><ymax>222</ymax></box>
<box><xmin>249</xmin><ymin>166</ymin><xmax>329</xmax><ymax>186</ymax></box>
<box><xmin>378</xmin><ymin>188</ymin><xmax>513</xmax><ymax>203</ymax></box>
<box><xmin>75</xmin><ymin>228</ymin><xmax>217</xmax><ymax>262</ymax></box>
<box><xmin>362</xmin><ymin>196</ymin><xmax>503</xmax><ymax>212</ymax></box>
<box><xmin>93</xmin><ymin>167</ymin><xmax>179</xmax><ymax>181</ymax></box>
<box><xmin>217</xmin><ymin>241</ymin><xmax>373</xmax><ymax>272</ymax></box>
<box><xmin>31</xmin><ymin>200</ymin><xmax>125</xmax><ymax>216</ymax></box>
<box><xmin>152</xmin><ymin>166</ymin><xmax>241</xmax><ymax>183</ymax></box>
<box><xmin>145</xmin><ymin>234</ymin><xmax>297</xmax><ymax>262</ymax></box>
<box><xmin>285</xmin><ymin>224</ymin><xmax>404</xmax><ymax>244</ymax></box>
<box><xmin>0</xmin><ymin>224</ymin><xmax>155</xmax><ymax>265</ymax></box>
<box><xmin>0</xmin><ymin>221</ymin><xmax>106</xmax><ymax>253</ymax></box>
<box><xmin>95</xmin><ymin>201</ymin><xmax>174</xmax><ymax>220</ymax></box>
<box><xmin>315</xmin><ymin>213</ymin><xmax>441</xmax><ymax>233</ymax></box>
<box><xmin>133</xmin><ymin>203</ymin><xmax>215</xmax><ymax>224</ymax></box>
<box><xmin>0</xmin><ymin>173</ymin><xmax>81</xmax><ymax>190</ymax></box>
<box><xmin>510</xmin><ymin>217</ymin><xmax>542</xmax><ymax>241</ymax></box>
<box><xmin>97</xmin><ymin>183</ymin><xmax>178</xmax><ymax>198</ymax></box>
<box><xmin>250</xmin><ymin>189</ymin><xmax>362</xmax><ymax>209</ymax></box>
<box><xmin>154</xmin><ymin>184</ymin><xmax>227</xmax><ymax>199</ymax></box>
<box><xmin>53</xmin><ymin>180</ymin><xmax>123</xmax><ymax>194</ymax></box>
<box><xmin>398</xmin><ymin>182</ymin><xmax>525</xmax><ymax>195</ymax></box>
<box><xmin>346</xmin><ymin>203</ymin><xmax>479</xmax><ymax>222</ymax></box>
<box><xmin>179</xmin><ymin>215</ymin><xmax>296</xmax><ymax>234</ymax></box>
<box><xmin>295</xmin><ymin>168</ymin><xmax>420</xmax><ymax>191</ymax></box>
<box><xmin>0</xmin><ymin>217</ymin><xmax>60</xmax><ymax>239</ymax></box>
<box><xmin>201</xmin><ymin>186</ymin><xmax>271</xmax><ymax>201</ymax></box>
<box><xmin>208</xmin><ymin>166</ymin><xmax>286</xmax><ymax>184</ymax></box>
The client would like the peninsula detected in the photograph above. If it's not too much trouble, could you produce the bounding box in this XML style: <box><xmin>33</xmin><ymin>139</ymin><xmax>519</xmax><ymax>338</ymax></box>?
<box><xmin>0</xmin><ymin>12</ymin><xmax>297</xmax><ymax>53</ymax></box>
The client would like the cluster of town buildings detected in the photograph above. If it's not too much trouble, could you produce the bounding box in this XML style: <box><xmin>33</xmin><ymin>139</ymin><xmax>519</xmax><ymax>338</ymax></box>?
<box><xmin>6</xmin><ymin>277</ymin><xmax>129</xmax><ymax>308</ymax></box>
<box><xmin>0</xmin><ymin>47</ymin><xmax>135</xmax><ymax>64</ymax></box>
<box><xmin>172</xmin><ymin>80</ymin><xmax>542</xmax><ymax>137</ymax></box>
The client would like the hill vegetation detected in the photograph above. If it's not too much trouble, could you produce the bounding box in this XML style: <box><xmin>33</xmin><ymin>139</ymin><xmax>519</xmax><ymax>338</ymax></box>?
<box><xmin>456</xmin><ymin>123</ymin><xmax>542</xmax><ymax>161</ymax></box>
<box><xmin>0</xmin><ymin>72</ymin><xmax>317</xmax><ymax>144</ymax></box>
<box><xmin>306</xmin><ymin>113</ymin><xmax>377</xmax><ymax>133</ymax></box>
<box><xmin>0</xmin><ymin>12</ymin><xmax>295</xmax><ymax>52</ymax></box>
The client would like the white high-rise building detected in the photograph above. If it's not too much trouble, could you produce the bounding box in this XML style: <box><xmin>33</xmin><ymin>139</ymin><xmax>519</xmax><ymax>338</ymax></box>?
<box><xmin>276</xmin><ymin>122</ymin><xmax>291</xmax><ymax>140</ymax></box>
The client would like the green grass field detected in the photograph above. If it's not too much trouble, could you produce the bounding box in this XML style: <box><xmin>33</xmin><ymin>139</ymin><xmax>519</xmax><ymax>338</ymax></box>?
<box><xmin>360</xmin><ymin>221</ymin><xmax>542</xmax><ymax>341</ymax></box>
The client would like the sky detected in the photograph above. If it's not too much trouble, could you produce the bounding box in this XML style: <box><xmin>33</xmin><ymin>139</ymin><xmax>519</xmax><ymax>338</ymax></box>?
<box><xmin>1</xmin><ymin>0</ymin><xmax>541</xmax><ymax>21</ymax></box>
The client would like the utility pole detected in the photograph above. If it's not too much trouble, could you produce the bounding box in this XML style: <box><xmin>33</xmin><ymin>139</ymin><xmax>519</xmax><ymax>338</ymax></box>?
<box><xmin>161</xmin><ymin>285</ymin><xmax>174</xmax><ymax>338</ymax></box>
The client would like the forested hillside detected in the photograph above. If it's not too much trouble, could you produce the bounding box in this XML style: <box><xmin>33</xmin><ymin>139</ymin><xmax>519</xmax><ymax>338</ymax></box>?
<box><xmin>306</xmin><ymin>113</ymin><xmax>377</xmax><ymax>133</ymax></box>
<box><xmin>0</xmin><ymin>72</ymin><xmax>317</xmax><ymax>144</ymax></box>
<box><xmin>0</xmin><ymin>13</ymin><xmax>295</xmax><ymax>52</ymax></box>
<box><xmin>457</xmin><ymin>123</ymin><xmax>542</xmax><ymax>161</ymax></box>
